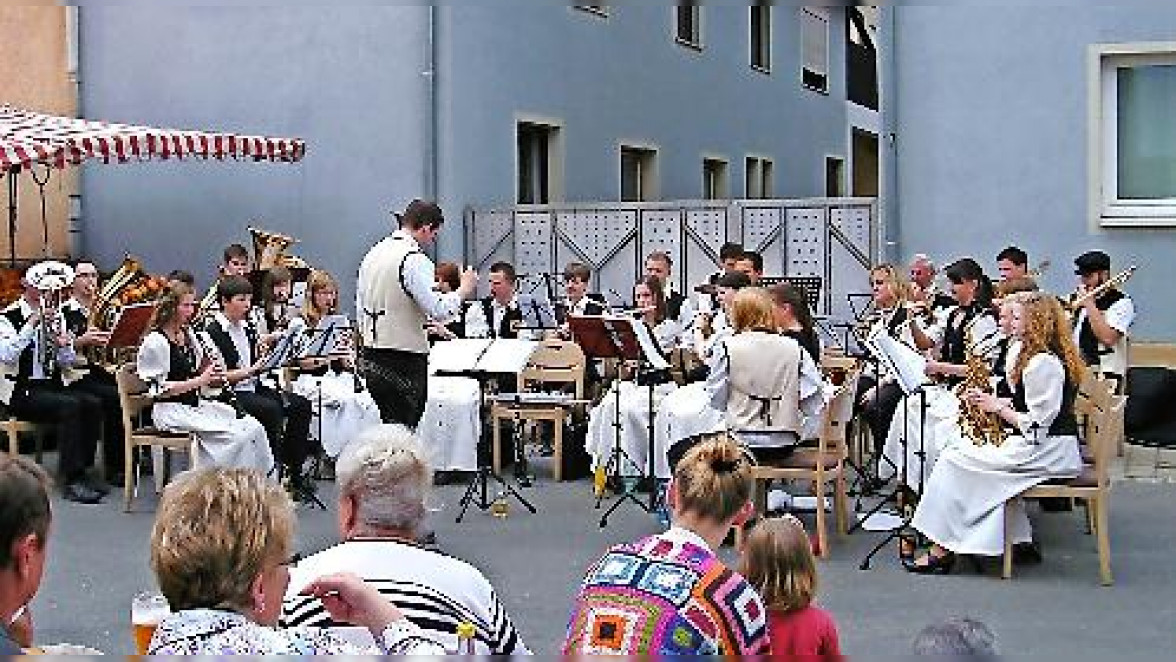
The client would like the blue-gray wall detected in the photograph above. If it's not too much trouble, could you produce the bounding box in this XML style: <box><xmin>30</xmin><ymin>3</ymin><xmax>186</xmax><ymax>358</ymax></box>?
<box><xmin>79</xmin><ymin>6</ymin><xmax>431</xmax><ymax>297</ymax></box>
<box><xmin>435</xmin><ymin>4</ymin><xmax>853</xmax><ymax>257</ymax></box>
<box><xmin>891</xmin><ymin>5</ymin><xmax>1176</xmax><ymax>340</ymax></box>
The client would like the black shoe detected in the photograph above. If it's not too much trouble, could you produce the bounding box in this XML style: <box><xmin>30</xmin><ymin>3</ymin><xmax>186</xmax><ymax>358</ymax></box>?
<box><xmin>84</xmin><ymin>474</ymin><xmax>112</xmax><ymax>496</ymax></box>
<box><xmin>1013</xmin><ymin>541</ymin><xmax>1043</xmax><ymax>565</ymax></box>
<box><xmin>903</xmin><ymin>551</ymin><xmax>956</xmax><ymax>575</ymax></box>
<box><xmin>416</xmin><ymin>530</ymin><xmax>438</xmax><ymax>547</ymax></box>
<box><xmin>514</xmin><ymin>470</ymin><xmax>533</xmax><ymax>488</ymax></box>
<box><xmin>538</xmin><ymin>443</ymin><xmax>555</xmax><ymax>457</ymax></box>
<box><xmin>63</xmin><ymin>482</ymin><xmax>103</xmax><ymax>505</ymax></box>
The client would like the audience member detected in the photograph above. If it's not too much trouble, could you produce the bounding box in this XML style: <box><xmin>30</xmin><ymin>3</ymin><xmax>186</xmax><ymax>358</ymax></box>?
<box><xmin>281</xmin><ymin>425</ymin><xmax>529</xmax><ymax>654</ymax></box>
<box><xmin>912</xmin><ymin>616</ymin><xmax>998</xmax><ymax>657</ymax></box>
<box><xmin>147</xmin><ymin>467</ymin><xmax>443</xmax><ymax>654</ymax></box>
<box><xmin>740</xmin><ymin>515</ymin><xmax>842</xmax><ymax>660</ymax></box>
<box><xmin>564</xmin><ymin>435</ymin><xmax>770</xmax><ymax>655</ymax></box>
<box><xmin>0</xmin><ymin>456</ymin><xmax>51</xmax><ymax>654</ymax></box>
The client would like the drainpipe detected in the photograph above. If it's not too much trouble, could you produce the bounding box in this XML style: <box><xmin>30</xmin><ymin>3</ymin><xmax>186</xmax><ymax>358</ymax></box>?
<box><xmin>884</xmin><ymin>6</ymin><xmax>900</xmax><ymax>263</ymax></box>
<box><xmin>66</xmin><ymin>5</ymin><xmax>83</xmax><ymax>258</ymax></box>
<box><xmin>423</xmin><ymin>5</ymin><xmax>440</xmax><ymax>260</ymax></box>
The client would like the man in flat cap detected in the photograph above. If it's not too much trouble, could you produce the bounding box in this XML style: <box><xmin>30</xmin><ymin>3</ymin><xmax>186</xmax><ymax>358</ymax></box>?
<box><xmin>1072</xmin><ymin>250</ymin><xmax>1135</xmax><ymax>385</ymax></box>
<box><xmin>356</xmin><ymin>200</ymin><xmax>477</xmax><ymax>427</ymax></box>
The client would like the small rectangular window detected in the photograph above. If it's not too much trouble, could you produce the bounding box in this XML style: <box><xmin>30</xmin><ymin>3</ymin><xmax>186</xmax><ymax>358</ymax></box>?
<box><xmin>750</xmin><ymin>4</ymin><xmax>771</xmax><ymax>72</ymax></box>
<box><xmin>802</xmin><ymin>8</ymin><xmax>829</xmax><ymax>93</ymax></box>
<box><xmin>703</xmin><ymin>158</ymin><xmax>728</xmax><ymax>199</ymax></box>
<box><xmin>745</xmin><ymin>156</ymin><xmax>774</xmax><ymax>198</ymax></box>
<box><xmin>676</xmin><ymin>3</ymin><xmax>702</xmax><ymax>48</ymax></box>
<box><xmin>518</xmin><ymin>121</ymin><xmax>560</xmax><ymax>205</ymax></box>
<box><xmin>825</xmin><ymin>156</ymin><xmax>845</xmax><ymax>197</ymax></box>
<box><xmin>621</xmin><ymin>146</ymin><xmax>658</xmax><ymax>202</ymax></box>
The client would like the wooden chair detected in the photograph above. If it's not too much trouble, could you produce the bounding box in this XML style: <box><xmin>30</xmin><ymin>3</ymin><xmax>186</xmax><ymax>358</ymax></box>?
<box><xmin>1002</xmin><ymin>376</ymin><xmax>1115</xmax><ymax>585</ymax></box>
<box><xmin>2</xmin><ymin>414</ymin><xmax>46</xmax><ymax>463</ymax></box>
<box><xmin>490</xmin><ymin>339</ymin><xmax>586</xmax><ymax>482</ymax></box>
<box><xmin>746</xmin><ymin>370</ymin><xmax>860</xmax><ymax>558</ymax></box>
<box><xmin>115</xmin><ymin>363</ymin><xmax>197</xmax><ymax>512</ymax></box>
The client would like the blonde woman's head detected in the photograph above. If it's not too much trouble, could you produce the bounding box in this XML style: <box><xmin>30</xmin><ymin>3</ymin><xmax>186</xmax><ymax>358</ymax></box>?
<box><xmin>150</xmin><ymin>468</ymin><xmax>294</xmax><ymax>617</ymax></box>
<box><xmin>730</xmin><ymin>288</ymin><xmax>775</xmax><ymax>333</ymax></box>
<box><xmin>670</xmin><ymin>434</ymin><xmax>754</xmax><ymax>526</ymax></box>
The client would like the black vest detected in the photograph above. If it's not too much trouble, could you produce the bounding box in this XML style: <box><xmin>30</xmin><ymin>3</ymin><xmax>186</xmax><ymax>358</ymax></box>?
<box><xmin>477</xmin><ymin>298</ymin><xmax>524</xmax><ymax>339</ymax></box>
<box><xmin>3</xmin><ymin>306</ymin><xmax>38</xmax><ymax>386</ymax></box>
<box><xmin>781</xmin><ymin>328</ymin><xmax>820</xmax><ymax>363</ymax></box>
<box><xmin>153</xmin><ymin>331</ymin><xmax>200</xmax><ymax>406</ymax></box>
<box><xmin>942</xmin><ymin>303</ymin><xmax>991</xmax><ymax>365</ymax></box>
<box><xmin>1012</xmin><ymin>360</ymin><xmax>1078</xmax><ymax>437</ymax></box>
<box><xmin>1076</xmin><ymin>289</ymin><xmax>1125</xmax><ymax>367</ymax></box>
<box><xmin>666</xmin><ymin>290</ymin><xmax>686</xmax><ymax>322</ymax></box>
<box><xmin>992</xmin><ymin>337</ymin><xmax>1014</xmax><ymax>399</ymax></box>
<box><xmin>204</xmin><ymin>315</ymin><xmax>259</xmax><ymax>372</ymax></box>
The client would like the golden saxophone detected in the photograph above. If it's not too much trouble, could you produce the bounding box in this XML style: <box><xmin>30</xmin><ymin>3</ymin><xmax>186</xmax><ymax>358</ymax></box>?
<box><xmin>954</xmin><ymin>323</ymin><xmax>1006</xmax><ymax>447</ymax></box>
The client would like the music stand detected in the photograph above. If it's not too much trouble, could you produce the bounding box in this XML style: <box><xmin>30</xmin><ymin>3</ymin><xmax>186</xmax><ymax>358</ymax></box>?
<box><xmin>434</xmin><ymin>338</ymin><xmax>541</xmax><ymax>522</ymax></box>
<box><xmin>569</xmin><ymin>314</ymin><xmax>669</xmax><ymax>527</ymax></box>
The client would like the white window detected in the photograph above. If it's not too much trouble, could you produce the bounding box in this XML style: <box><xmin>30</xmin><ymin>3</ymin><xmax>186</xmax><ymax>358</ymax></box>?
<box><xmin>801</xmin><ymin>8</ymin><xmax>829</xmax><ymax>93</ymax></box>
<box><xmin>750</xmin><ymin>4</ymin><xmax>771</xmax><ymax>72</ymax></box>
<box><xmin>746</xmin><ymin>156</ymin><xmax>774</xmax><ymax>198</ymax></box>
<box><xmin>517</xmin><ymin>121</ymin><xmax>561</xmax><ymax>205</ymax></box>
<box><xmin>1091</xmin><ymin>43</ymin><xmax>1176</xmax><ymax>226</ymax></box>
<box><xmin>621</xmin><ymin>146</ymin><xmax>658</xmax><ymax>202</ymax></box>
<box><xmin>676</xmin><ymin>3</ymin><xmax>702</xmax><ymax>49</ymax></box>
<box><xmin>703</xmin><ymin>158</ymin><xmax>728</xmax><ymax>199</ymax></box>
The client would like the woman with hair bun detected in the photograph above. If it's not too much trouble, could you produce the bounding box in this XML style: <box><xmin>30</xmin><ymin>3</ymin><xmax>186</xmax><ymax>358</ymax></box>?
<box><xmin>564</xmin><ymin>434</ymin><xmax>771</xmax><ymax>655</ymax></box>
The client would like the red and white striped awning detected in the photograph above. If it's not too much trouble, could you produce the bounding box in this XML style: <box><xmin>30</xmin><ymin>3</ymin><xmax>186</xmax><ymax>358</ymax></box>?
<box><xmin>0</xmin><ymin>105</ymin><xmax>306</xmax><ymax>173</ymax></box>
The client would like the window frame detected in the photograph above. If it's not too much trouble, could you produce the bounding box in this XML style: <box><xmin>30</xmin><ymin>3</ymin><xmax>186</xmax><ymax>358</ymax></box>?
<box><xmin>745</xmin><ymin>155</ymin><xmax>774</xmax><ymax>199</ymax></box>
<box><xmin>801</xmin><ymin>7</ymin><xmax>830</xmax><ymax>94</ymax></box>
<box><xmin>702</xmin><ymin>156</ymin><xmax>728</xmax><ymax>200</ymax></box>
<box><xmin>674</xmin><ymin>3</ymin><xmax>703</xmax><ymax>51</ymax></box>
<box><xmin>1089</xmin><ymin>42</ymin><xmax>1176</xmax><ymax>227</ymax></box>
<box><xmin>515</xmin><ymin>118</ymin><xmax>564</xmax><ymax>206</ymax></box>
<box><xmin>750</xmin><ymin>4</ymin><xmax>771</xmax><ymax>74</ymax></box>
<box><xmin>620</xmin><ymin>144</ymin><xmax>659</xmax><ymax>203</ymax></box>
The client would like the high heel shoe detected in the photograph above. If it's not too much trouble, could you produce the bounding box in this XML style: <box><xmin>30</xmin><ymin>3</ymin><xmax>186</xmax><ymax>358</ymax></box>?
<box><xmin>903</xmin><ymin>551</ymin><xmax>956</xmax><ymax>575</ymax></box>
<box><xmin>899</xmin><ymin>534</ymin><xmax>917</xmax><ymax>561</ymax></box>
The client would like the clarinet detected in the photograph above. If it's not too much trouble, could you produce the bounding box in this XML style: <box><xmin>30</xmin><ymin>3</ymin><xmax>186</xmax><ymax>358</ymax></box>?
<box><xmin>193</xmin><ymin>329</ymin><xmax>247</xmax><ymax>419</ymax></box>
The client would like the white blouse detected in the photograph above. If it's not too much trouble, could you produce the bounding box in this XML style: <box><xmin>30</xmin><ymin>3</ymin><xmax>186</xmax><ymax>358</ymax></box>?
<box><xmin>1011</xmin><ymin>352</ymin><xmax>1069</xmax><ymax>439</ymax></box>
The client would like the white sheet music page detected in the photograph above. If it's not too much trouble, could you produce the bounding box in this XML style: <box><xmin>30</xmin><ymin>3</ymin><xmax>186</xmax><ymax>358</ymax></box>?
<box><xmin>429</xmin><ymin>338</ymin><xmax>493</xmax><ymax>374</ymax></box>
<box><xmin>476</xmin><ymin>339</ymin><xmax>539</xmax><ymax>374</ymax></box>
<box><xmin>869</xmin><ymin>327</ymin><xmax>931</xmax><ymax>394</ymax></box>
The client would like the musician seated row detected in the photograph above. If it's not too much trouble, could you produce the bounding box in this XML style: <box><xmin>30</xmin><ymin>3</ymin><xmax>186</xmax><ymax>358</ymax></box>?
<box><xmin>135</xmin><ymin>283</ymin><xmax>274</xmax><ymax>475</ymax></box>
<box><xmin>0</xmin><ymin>266</ymin><xmax>108</xmax><ymax>504</ymax></box>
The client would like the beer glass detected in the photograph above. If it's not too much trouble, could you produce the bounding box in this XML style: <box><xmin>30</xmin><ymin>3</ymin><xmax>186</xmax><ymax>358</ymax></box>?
<box><xmin>131</xmin><ymin>592</ymin><xmax>170</xmax><ymax>654</ymax></box>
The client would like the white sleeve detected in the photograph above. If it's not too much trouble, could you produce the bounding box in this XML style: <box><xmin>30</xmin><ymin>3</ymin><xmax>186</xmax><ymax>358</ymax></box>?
<box><xmin>1104</xmin><ymin>298</ymin><xmax>1135</xmax><ymax>335</ymax></box>
<box><xmin>0</xmin><ymin>315</ymin><xmax>35</xmax><ymax>364</ymax></box>
<box><xmin>136</xmin><ymin>332</ymin><xmax>172</xmax><ymax>396</ymax></box>
<box><xmin>402</xmin><ymin>253</ymin><xmax>463</xmax><ymax>321</ymax></box>
<box><xmin>1014</xmin><ymin>353</ymin><xmax>1065</xmax><ymax>438</ymax></box>
<box><xmin>705</xmin><ymin>342</ymin><xmax>730</xmax><ymax>410</ymax></box>
<box><xmin>798</xmin><ymin>348</ymin><xmax>824</xmax><ymax>420</ymax></box>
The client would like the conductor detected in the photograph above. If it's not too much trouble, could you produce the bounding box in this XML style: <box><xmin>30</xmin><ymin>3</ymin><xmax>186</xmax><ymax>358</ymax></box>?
<box><xmin>356</xmin><ymin>200</ymin><xmax>476</xmax><ymax>427</ymax></box>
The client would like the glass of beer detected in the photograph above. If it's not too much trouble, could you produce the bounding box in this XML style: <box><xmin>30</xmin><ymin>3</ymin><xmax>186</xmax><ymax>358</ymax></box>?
<box><xmin>131</xmin><ymin>592</ymin><xmax>170</xmax><ymax>655</ymax></box>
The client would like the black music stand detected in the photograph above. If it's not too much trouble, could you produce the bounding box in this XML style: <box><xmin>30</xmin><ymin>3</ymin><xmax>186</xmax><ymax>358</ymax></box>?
<box><xmin>569</xmin><ymin>314</ymin><xmax>666</xmax><ymax>527</ymax></box>
<box><xmin>434</xmin><ymin>339</ymin><xmax>540</xmax><ymax>522</ymax></box>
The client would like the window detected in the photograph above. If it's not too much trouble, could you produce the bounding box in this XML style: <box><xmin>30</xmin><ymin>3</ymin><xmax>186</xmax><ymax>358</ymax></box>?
<box><xmin>825</xmin><ymin>156</ymin><xmax>845</xmax><ymax>197</ymax></box>
<box><xmin>750</xmin><ymin>4</ymin><xmax>771</xmax><ymax>72</ymax></box>
<box><xmin>801</xmin><ymin>8</ymin><xmax>829</xmax><ymax>93</ymax></box>
<box><xmin>847</xmin><ymin>6</ymin><xmax>879</xmax><ymax>109</ymax></box>
<box><xmin>703</xmin><ymin>158</ymin><xmax>728</xmax><ymax>199</ymax></box>
<box><xmin>517</xmin><ymin>121</ymin><xmax>561</xmax><ymax>205</ymax></box>
<box><xmin>574</xmin><ymin>4</ymin><xmax>609</xmax><ymax>17</ymax></box>
<box><xmin>1091</xmin><ymin>44</ymin><xmax>1176</xmax><ymax>226</ymax></box>
<box><xmin>745</xmin><ymin>156</ymin><xmax>774</xmax><ymax>198</ymax></box>
<box><xmin>676</xmin><ymin>3</ymin><xmax>702</xmax><ymax>48</ymax></box>
<box><xmin>621</xmin><ymin>146</ymin><xmax>658</xmax><ymax>202</ymax></box>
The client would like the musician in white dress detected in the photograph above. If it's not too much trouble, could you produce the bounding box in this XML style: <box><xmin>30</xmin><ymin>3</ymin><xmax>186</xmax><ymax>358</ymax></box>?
<box><xmin>587</xmin><ymin>277</ymin><xmax>680</xmax><ymax>479</ymax></box>
<box><xmin>881</xmin><ymin>258</ymin><xmax>1000</xmax><ymax>486</ymax></box>
<box><xmin>906</xmin><ymin>292</ymin><xmax>1083</xmax><ymax>572</ymax></box>
<box><xmin>135</xmin><ymin>283</ymin><xmax>273</xmax><ymax>473</ymax></box>
<box><xmin>289</xmin><ymin>270</ymin><xmax>382</xmax><ymax>459</ymax></box>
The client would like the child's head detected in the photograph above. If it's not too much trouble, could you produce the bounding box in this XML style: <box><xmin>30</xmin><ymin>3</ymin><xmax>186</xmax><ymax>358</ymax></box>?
<box><xmin>739</xmin><ymin>515</ymin><xmax>817</xmax><ymax>613</ymax></box>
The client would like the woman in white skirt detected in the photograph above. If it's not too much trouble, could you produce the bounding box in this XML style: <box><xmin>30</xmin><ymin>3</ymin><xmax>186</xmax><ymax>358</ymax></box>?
<box><xmin>289</xmin><ymin>270</ymin><xmax>382</xmax><ymax>459</ymax></box>
<box><xmin>136</xmin><ymin>283</ymin><xmax>273</xmax><ymax>473</ymax></box>
<box><xmin>906</xmin><ymin>292</ymin><xmax>1084</xmax><ymax>573</ymax></box>
<box><xmin>587</xmin><ymin>276</ymin><xmax>680</xmax><ymax>479</ymax></box>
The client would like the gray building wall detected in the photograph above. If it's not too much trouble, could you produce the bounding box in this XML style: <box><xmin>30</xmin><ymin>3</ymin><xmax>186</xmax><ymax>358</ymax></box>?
<box><xmin>434</xmin><ymin>4</ymin><xmax>852</xmax><ymax>258</ymax></box>
<box><xmin>79</xmin><ymin>6</ymin><xmax>431</xmax><ymax>294</ymax></box>
<box><xmin>891</xmin><ymin>5</ymin><xmax>1176</xmax><ymax>340</ymax></box>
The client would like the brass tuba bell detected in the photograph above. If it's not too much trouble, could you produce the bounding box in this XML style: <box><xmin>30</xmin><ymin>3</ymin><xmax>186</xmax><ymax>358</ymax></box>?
<box><xmin>249</xmin><ymin>225</ymin><xmax>298</xmax><ymax>271</ymax></box>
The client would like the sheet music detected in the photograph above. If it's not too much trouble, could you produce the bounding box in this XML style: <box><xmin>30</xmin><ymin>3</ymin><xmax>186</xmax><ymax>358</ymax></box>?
<box><xmin>429</xmin><ymin>338</ymin><xmax>493</xmax><ymax>374</ymax></box>
<box><xmin>868</xmin><ymin>327</ymin><xmax>931</xmax><ymax>395</ymax></box>
<box><xmin>519</xmin><ymin>296</ymin><xmax>558</xmax><ymax>330</ymax></box>
<box><xmin>259</xmin><ymin>326</ymin><xmax>301</xmax><ymax>371</ymax></box>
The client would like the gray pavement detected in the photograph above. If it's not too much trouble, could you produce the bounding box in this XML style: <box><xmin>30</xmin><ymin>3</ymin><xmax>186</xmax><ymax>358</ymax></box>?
<box><xmin>26</xmin><ymin>455</ymin><xmax>1176</xmax><ymax>656</ymax></box>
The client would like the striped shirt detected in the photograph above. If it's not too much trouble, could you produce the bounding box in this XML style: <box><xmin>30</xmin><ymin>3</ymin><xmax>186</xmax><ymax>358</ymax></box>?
<box><xmin>280</xmin><ymin>539</ymin><xmax>529</xmax><ymax>655</ymax></box>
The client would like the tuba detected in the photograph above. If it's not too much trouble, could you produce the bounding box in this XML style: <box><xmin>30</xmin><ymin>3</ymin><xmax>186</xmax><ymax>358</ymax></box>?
<box><xmin>84</xmin><ymin>255</ymin><xmax>144</xmax><ymax>365</ymax></box>
<box><xmin>249</xmin><ymin>226</ymin><xmax>309</xmax><ymax>271</ymax></box>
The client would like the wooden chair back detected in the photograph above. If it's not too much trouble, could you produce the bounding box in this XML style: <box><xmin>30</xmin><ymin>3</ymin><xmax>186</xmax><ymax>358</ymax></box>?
<box><xmin>519</xmin><ymin>339</ymin><xmax>586</xmax><ymax>399</ymax></box>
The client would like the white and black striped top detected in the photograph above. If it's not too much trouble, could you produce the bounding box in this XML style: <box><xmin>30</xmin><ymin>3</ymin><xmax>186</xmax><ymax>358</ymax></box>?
<box><xmin>280</xmin><ymin>539</ymin><xmax>529</xmax><ymax>655</ymax></box>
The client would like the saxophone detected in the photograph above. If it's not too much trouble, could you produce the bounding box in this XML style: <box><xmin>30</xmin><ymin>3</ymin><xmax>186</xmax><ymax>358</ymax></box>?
<box><xmin>954</xmin><ymin>334</ymin><xmax>1006</xmax><ymax>447</ymax></box>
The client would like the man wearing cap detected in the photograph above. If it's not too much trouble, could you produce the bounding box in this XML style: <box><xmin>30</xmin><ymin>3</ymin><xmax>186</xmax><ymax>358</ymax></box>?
<box><xmin>1072</xmin><ymin>250</ymin><xmax>1135</xmax><ymax>384</ymax></box>
<box><xmin>357</xmin><ymin>200</ymin><xmax>477</xmax><ymax>427</ymax></box>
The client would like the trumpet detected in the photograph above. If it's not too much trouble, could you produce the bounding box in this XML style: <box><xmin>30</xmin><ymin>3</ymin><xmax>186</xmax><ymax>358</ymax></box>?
<box><xmin>1068</xmin><ymin>265</ymin><xmax>1137</xmax><ymax>311</ymax></box>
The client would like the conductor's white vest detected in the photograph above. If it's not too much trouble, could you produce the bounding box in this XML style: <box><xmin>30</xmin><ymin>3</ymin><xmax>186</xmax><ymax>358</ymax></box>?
<box><xmin>357</xmin><ymin>233</ymin><xmax>429</xmax><ymax>354</ymax></box>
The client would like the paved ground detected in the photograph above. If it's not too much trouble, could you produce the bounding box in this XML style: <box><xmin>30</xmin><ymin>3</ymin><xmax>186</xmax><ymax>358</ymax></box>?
<box><xmin>25</xmin><ymin>450</ymin><xmax>1176</xmax><ymax>656</ymax></box>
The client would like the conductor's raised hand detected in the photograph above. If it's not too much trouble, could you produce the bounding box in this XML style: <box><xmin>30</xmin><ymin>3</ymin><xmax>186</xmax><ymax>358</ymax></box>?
<box><xmin>458</xmin><ymin>268</ymin><xmax>478</xmax><ymax>299</ymax></box>
<box><xmin>300</xmin><ymin>573</ymin><xmax>405</xmax><ymax>632</ymax></box>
